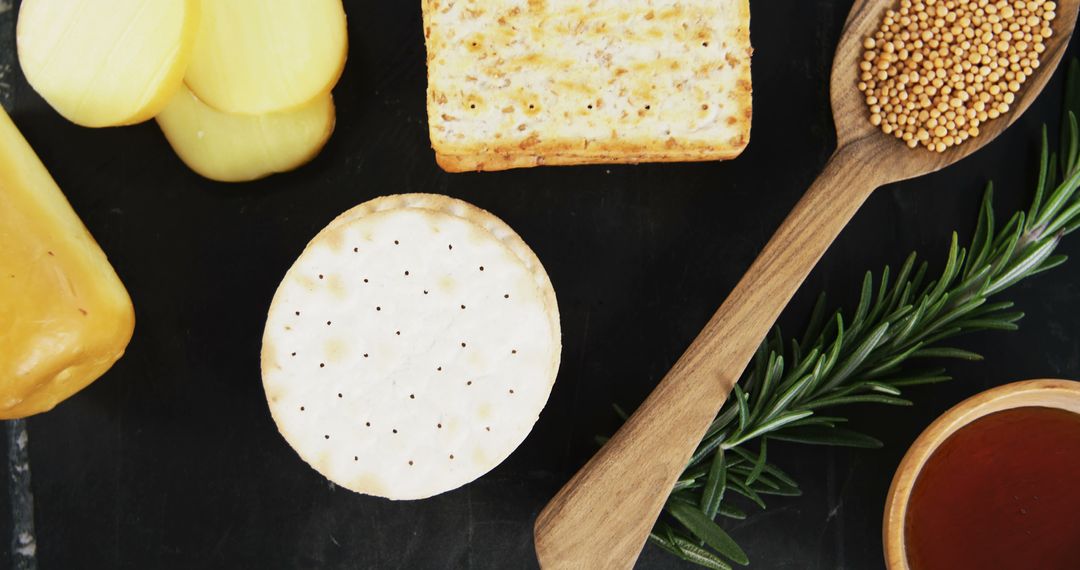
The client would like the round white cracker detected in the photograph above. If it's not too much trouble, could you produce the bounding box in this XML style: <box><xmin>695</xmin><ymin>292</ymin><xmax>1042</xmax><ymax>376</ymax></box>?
<box><xmin>261</xmin><ymin>194</ymin><xmax>561</xmax><ymax>500</ymax></box>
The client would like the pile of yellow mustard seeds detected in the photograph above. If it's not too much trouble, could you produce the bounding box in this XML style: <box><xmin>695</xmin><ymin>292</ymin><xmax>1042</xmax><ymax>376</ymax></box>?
<box><xmin>859</xmin><ymin>0</ymin><xmax>1057</xmax><ymax>152</ymax></box>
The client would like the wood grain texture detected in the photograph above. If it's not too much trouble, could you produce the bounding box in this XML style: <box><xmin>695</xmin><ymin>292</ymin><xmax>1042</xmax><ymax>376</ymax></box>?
<box><xmin>534</xmin><ymin>1</ymin><xmax>1080</xmax><ymax>568</ymax></box>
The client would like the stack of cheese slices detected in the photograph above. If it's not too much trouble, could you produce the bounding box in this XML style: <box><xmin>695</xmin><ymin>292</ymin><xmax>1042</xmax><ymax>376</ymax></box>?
<box><xmin>16</xmin><ymin>0</ymin><xmax>347</xmax><ymax>182</ymax></box>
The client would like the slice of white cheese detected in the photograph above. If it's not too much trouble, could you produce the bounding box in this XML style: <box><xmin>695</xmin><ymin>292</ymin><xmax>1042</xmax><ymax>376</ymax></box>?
<box><xmin>262</xmin><ymin>194</ymin><xmax>561</xmax><ymax>500</ymax></box>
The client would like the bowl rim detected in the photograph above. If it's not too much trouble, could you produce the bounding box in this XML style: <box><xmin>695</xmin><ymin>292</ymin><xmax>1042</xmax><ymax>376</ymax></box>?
<box><xmin>882</xmin><ymin>378</ymin><xmax>1080</xmax><ymax>570</ymax></box>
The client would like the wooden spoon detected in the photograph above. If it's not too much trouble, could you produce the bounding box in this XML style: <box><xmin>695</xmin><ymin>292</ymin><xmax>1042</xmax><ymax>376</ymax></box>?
<box><xmin>534</xmin><ymin>1</ymin><xmax>1080</xmax><ymax>568</ymax></box>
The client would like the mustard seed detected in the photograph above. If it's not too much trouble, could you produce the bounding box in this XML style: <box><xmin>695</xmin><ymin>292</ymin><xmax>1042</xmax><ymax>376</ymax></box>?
<box><xmin>860</xmin><ymin>0</ymin><xmax>1056</xmax><ymax>153</ymax></box>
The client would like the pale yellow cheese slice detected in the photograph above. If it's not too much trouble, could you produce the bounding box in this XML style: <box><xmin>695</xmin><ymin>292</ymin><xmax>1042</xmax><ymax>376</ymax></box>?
<box><xmin>184</xmin><ymin>0</ymin><xmax>348</xmax><ymax>115</ymax></box>
<box><xmin>16</xmin><ymin>0</ymin><xmax>200</xmax><ymax>127</ymax></box>
<box><xmin>156</xmin><ymin>87</ymin><xmax>335</xmax><ymax>182</ymax></box>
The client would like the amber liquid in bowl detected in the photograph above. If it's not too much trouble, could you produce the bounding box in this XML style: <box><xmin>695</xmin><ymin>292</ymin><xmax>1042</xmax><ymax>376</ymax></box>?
<box><xmin>905</xmin><ymin>406</ymin><xmax>1080</xmax><ymax>570</ymax></box>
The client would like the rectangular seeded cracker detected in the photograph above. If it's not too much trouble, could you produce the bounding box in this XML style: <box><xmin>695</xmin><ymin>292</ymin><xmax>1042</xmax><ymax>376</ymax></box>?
<box><xmin>421</xmin><ymin>0</ymin><xmax>753</xmax><ymax>172</ymax></box>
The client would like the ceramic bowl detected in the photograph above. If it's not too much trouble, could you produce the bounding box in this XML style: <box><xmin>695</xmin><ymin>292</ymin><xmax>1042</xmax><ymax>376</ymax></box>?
<box><xmin>882</xmin><ymin>378</ymin><xmax>1080</xmax><ymax>569</ymax></box>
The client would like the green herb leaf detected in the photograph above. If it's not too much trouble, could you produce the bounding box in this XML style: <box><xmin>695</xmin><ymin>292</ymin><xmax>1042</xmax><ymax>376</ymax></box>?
<box><xmin>700</xmin><ymin>450</ymin><xmax>728</xmax><ymax>519</ymax></box>
<box><xmin>724</xmin><ymin>410</ymin><xmax>813</xmax><ymax>448</ymax></box>
<box><xmin>745</xmin><ymin>440</ymin><xmax>767</xmax><ymax>486</ymax></box>
<box><xmin>669</xmin><ymin>535</ymin><xmax>736</xmax><ymax>570</ymax></box>
<box><xmin>718</xmin><ymin>503</ymin><xmax>747</xmax><ymax>520</ymax></box>
<box><xmin>769</xmin><ymin>426</ymin><xmax>883</xmax><ymax>448</ymax></box>
<box><xmin>667</xmin><ymin>501</ymin><xmax>750</xmax><ymax>566</ymax></box>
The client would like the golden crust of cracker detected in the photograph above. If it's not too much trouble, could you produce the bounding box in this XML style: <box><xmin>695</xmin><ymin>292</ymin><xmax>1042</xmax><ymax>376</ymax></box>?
<box><xmin>422</xmin><ymin>0</ymin><xmax>752</xmax><ymax>172</ymax></box>
<box><xmin>435</xmin><ymin>146</ymin><xmax>747</xmax><ymax>173</ymax></box>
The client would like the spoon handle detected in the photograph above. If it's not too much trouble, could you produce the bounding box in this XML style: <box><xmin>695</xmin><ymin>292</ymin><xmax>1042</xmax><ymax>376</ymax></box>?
<box><xmin>535</xmin><ymin>142</ymin><xmax>883</xmax><ymax>570</ymax></box>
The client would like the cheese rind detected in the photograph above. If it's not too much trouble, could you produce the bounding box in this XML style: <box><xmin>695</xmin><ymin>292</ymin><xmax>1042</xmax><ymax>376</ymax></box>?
<box><xmin>0</xmin><ymin>108</ymin><xmax>135</xmax><ymax>419</ymax></box>
<box><xmin>422</xmin><ymin>0</ymin><xmax>753</xmax><ymax>172</ymax></box>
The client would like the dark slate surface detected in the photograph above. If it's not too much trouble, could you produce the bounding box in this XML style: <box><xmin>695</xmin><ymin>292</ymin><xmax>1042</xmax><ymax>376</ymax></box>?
<box><xmin>2</xmin><ymin>1</ymin><xmax>1079</xmax><ymax>568</ymax></box>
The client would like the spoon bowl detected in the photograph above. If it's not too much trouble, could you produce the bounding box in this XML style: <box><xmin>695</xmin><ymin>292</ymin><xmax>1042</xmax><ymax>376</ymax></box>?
<box><xmin>534</xmin><ymin>2</ymin><xmax>1080</xmax><ymax>569</ymax></box>
<box><xmin>832</xmin><ymin>0</ymin><xmax>1080</xmax><ymax>183</ymax></box>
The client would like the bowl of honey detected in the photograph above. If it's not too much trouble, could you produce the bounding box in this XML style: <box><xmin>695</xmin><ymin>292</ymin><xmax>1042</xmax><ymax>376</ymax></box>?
<box><xmin>883</xmin><ymin>379</ymin><xmax>1080</xmax><ymax>570</ymax></box>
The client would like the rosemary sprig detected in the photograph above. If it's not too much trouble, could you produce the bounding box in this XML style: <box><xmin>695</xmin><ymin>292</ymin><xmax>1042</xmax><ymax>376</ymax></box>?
<box><xmin>640</xmin><ymin>60</ymin><xmax>1080</xmax><ymax>569</ymax></box>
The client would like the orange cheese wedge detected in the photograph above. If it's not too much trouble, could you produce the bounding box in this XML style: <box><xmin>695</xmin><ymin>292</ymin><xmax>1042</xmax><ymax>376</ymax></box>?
<box><xmin>0</xmin><ymin>107</ymin><xmax>135</xmax><ymax>419</ymax></box>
